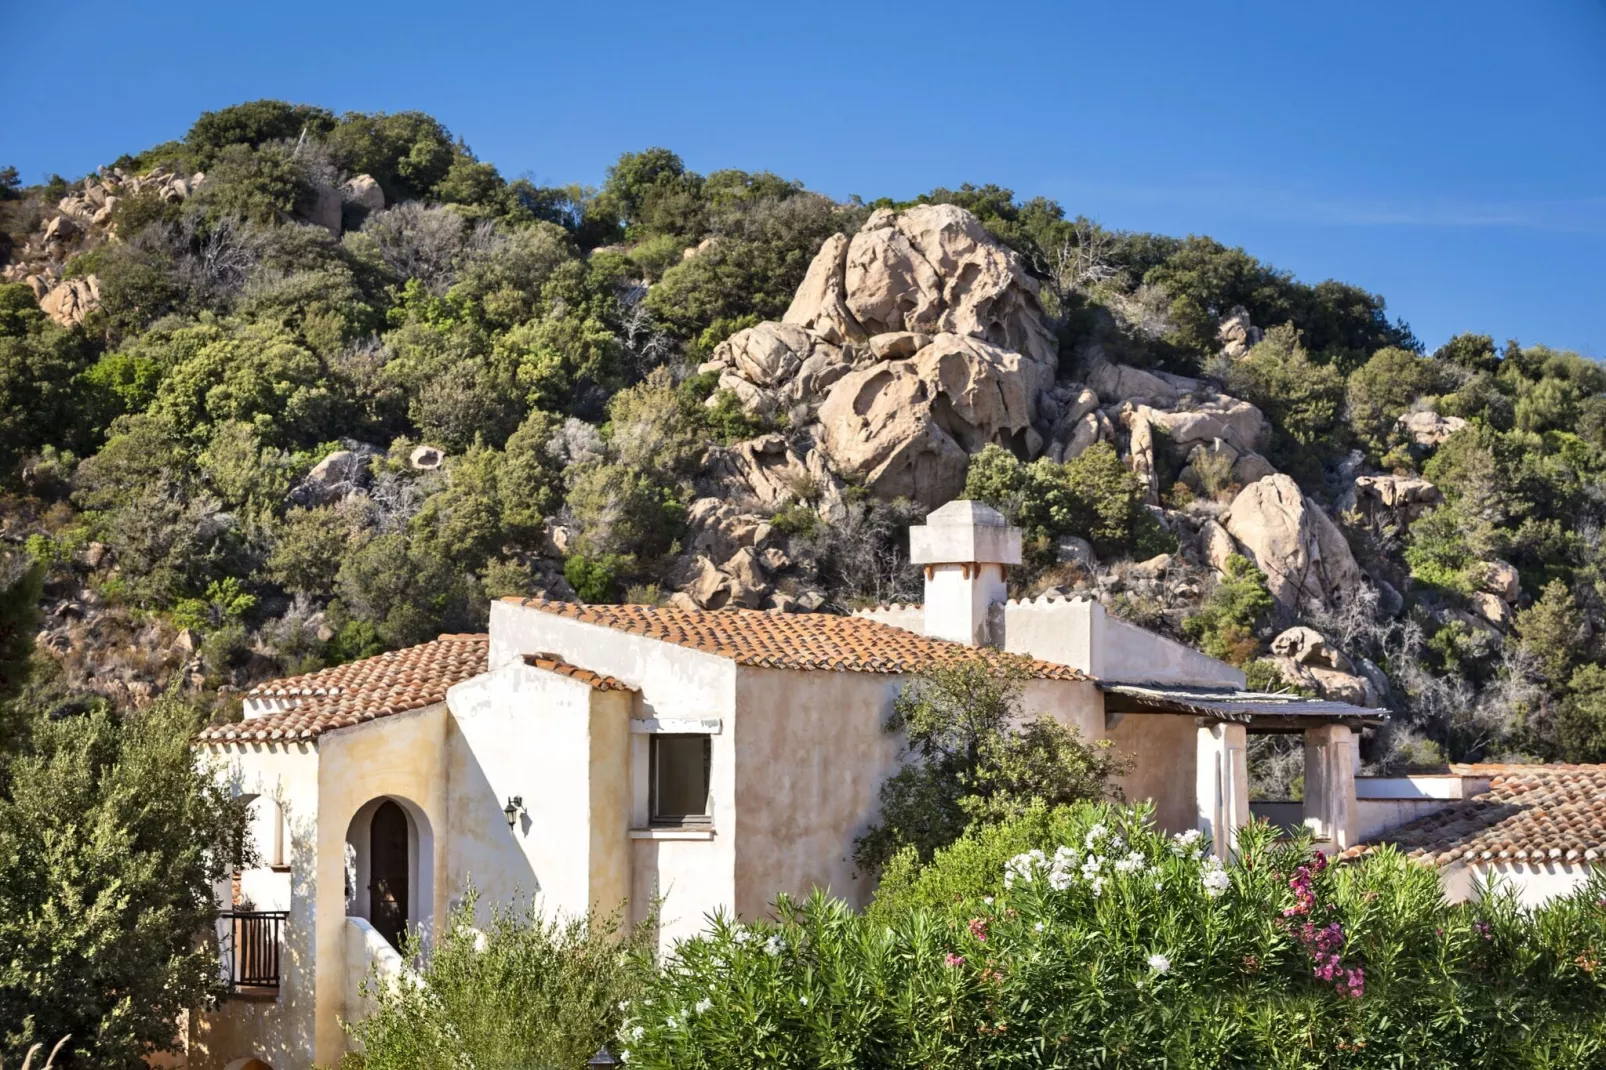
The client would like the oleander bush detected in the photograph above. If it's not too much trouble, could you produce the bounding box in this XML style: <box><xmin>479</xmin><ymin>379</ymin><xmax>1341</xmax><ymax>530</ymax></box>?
<box><xmin>619</xmin><ymin>802</ymin><xmax>1606</xmax><ymax>1069</ymax></box>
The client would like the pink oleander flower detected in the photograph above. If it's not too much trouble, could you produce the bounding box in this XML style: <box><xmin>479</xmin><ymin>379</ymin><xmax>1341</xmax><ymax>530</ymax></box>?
<box><xmin>945</xmin><ymin>953</ymin><xmax>965</xmax><ymax>968</ymax></box>
<box><xmin>968</xmin><ymin>917</ymin><xmax>989</xmax><ymax>942</ymax></box>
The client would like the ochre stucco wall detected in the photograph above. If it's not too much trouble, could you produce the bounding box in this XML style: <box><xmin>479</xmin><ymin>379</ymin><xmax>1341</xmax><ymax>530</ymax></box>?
<box><xmin>731</xmin><ymin>666</ymin><xmax>904</xmax><ymax>917</ymax></box>
<box><xmin>313</xmin><ymin>703</ymin><xmax>449</xmax><ymax>1066</ymax></box>
<box><xmin>1104</xmin><ymin>712</ymin><xmax>1201</xmax><ymax>834</ymax></box>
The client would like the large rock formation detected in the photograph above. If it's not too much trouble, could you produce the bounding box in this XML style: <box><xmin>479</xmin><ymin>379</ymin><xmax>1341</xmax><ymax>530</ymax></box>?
<box><xmin>1221</xmin><ymin>474</ymin><xmax>1363</xmax><ymax>611</ymax></box>
<box><xmin>4</xmin><ymin>165</ymin><xmax>204</xmax><ymax>324</ymax></box>
<box><xmin>701</xmin><ymin>204</ymin><xmax>1059</xmax><ymax>506</ymax></box>
<box><xmin>817</xmin><ymin>334</ymin><xmax>1044</xmax><ymax>505</ymax></box>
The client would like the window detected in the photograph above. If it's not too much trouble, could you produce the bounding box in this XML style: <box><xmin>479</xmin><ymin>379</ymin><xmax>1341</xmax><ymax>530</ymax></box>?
<box><xmin>650</xmin><ymin>734</ymin><xmax>712</xmax><ymax>826</ymax></box>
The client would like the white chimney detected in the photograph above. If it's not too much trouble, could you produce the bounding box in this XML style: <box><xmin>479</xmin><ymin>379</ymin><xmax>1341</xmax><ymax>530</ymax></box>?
<box><xmin>909</xmin><ymin>500</ymin><xmax>1021</xmax><ymax>646</ymax></box>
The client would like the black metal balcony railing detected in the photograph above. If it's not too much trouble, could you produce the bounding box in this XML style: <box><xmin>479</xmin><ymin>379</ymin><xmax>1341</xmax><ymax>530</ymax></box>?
<box><xmin>220</xmin><ymin>910</ymin><xmax>288</xmax><ymax>992</ymax></box>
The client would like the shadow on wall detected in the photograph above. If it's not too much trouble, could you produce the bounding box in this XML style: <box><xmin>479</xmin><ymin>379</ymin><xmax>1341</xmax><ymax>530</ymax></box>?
<box><xmin>443</xmin><ymin>718</ymin><xmax>548</xmax><ymax>928</ymax></box>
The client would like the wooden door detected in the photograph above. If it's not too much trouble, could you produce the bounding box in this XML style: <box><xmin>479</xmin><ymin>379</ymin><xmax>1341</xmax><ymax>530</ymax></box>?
<box><xmin>369</xmin><ymin>801</ymin><xmax>409</xmax><ymax>950</ymax></box>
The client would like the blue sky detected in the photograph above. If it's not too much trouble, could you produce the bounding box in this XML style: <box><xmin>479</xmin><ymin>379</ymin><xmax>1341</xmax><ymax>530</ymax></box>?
<box><xmin>4</xmin><ymin>0</ymin><xmax>1603</xmax><ymax>355</ymax></box>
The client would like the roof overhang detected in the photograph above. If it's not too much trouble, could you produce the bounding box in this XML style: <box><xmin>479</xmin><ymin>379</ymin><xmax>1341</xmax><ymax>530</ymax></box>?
<box><xmin>1099</xmin><ymin>682</ymin><xmax>1388</xmax><ymax>730</ymax></box>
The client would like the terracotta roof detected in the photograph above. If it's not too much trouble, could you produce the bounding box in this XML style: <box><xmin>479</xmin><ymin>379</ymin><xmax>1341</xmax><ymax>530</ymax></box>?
<box><xmin>199</xmin><ymin>634</ymin><xmax>488</xmax><ymax>744</ymax></box>
<box><xmin>1343</xmin><ymin>764</ymin><xmax>1606</xmax><ymax>867</ymax></box>
<box><xmin>523</xmin><ymin>652</ymin><xmax>637</xmax><ymax>692</ymax></box>
<box><xmin>500</xmin><ymin>597</ymin><xmax>1088</xmax><ymax>680</ymax></box>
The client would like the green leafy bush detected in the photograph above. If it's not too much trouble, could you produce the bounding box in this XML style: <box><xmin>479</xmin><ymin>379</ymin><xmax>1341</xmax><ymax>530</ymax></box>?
<box><xmin>346</xmin><ymin>889</ymin><xmax>652</xmax><ymax>1070</ymax></box>
<box><xmin>964</xmin><ymin>442</ymin><xmax>1175</xmax><ymax>563</ymax></box>
<box><xmin>1182</xmin><ymin>554</ymin><xmax>1276</xmax><ymax>666</ymax></box>
<box><xmin>852</xmin><ymin>659</ymin><xmax>1125</xmax><ymax>877</ymax></box>
<box><xmin>623</xmin><ymin>804</ymin><xmax>1606</xmax><ymax>1069</ymax></box>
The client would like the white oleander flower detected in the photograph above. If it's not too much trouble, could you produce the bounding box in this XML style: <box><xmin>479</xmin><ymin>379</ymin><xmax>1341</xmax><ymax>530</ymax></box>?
<box><xmin>1147</xmin><ymin>953</ymin><xmax>1171</xmax><ymax>974</ymax></box>
<box><xmin>1048</xmin><ymin>869</ymin><xmax>1072</xmax><ymax>891</ymax></box>
<box><xmin>1202</xmin><ymin>864</ymin><xmax>1231</xmax><ymax>898</ymax></box>
<box><xmin>694</xmin><ymin>998</ymin><xmax>712</xmax><ymax>1014</ymax></box>
<box><xmin>765</xmin><ymin>934</ymin><xmax>784</xmax><ymax>956</ymax></box>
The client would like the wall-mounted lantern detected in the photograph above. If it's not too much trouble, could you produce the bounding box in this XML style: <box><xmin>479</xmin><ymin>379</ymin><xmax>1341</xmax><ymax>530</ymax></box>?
<box><xmin>503</xmin><ymin>796</ymin><xmax>524</xmax><ymax>830</ymax></box>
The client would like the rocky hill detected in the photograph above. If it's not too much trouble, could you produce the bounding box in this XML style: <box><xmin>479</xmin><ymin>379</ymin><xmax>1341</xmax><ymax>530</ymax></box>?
<box><xmin>3</xmin><ymin>100</ymin><xmax>1603</xmax><ymax>781</ymax></box>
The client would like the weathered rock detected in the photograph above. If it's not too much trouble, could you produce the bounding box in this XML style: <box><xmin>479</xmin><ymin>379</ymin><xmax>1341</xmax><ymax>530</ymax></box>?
<box><xmin>1222</xmin><ymin>475</ymin><xmax>1363</xmax><ymax>611</ymax></box>
<box><xmin>796</xmin><ymin>589</ymin><xmax>828</xmax><ymax>612</ymax></box>
<box><xmin>40</xmin><ymin>275</ymin><xmax>100</xmax><ymax>327</ymax></box>
<box><xmin>1121</xmin><ymin>406</ymin><xmax>1161</xmax><ymax>506</ymax></box>
<box><xmin>175</xmin><ymin>628</ymin><xmax>200</xmax><ymax>655</ymax></box>
<box><xmin>289</xmin><ymin>444</ymin><xmax>381</xmax><ymax>507</ymax></box>
<box><xmin>1217</xmin><ymin>306</ymin><xmax>1263</xmax><ymax>359</ymax></box>
<box><xmin>1482</xmin><ymin>559</ymin><xmax>1521</xmax><ymax>602</ymax></box>
<box><xmin>722</xmin><ymin>546</ymin><xmax>770</xmax><ymax>606</ymax></box>
<box><xmin>1339</xmin><ymin>475</ymin><xmax>1442</xmax><ymax>528</ymax></box>
<box><xmin>541</xmin><ymin>519</ymin><xmax>574</xmax><ymax>558</ymax></box>
<box><xmin>684</xmin><ymin>498</ymin><xmax>770</xmax><ymax>564</ymax></box>
<box><xmin>78</xmin><ymin>541</ymin><xmax>110</xmax><ymax>569</ymax></box>
<box><xmin>1470</xmin><ymin>590</ymin><xmax>1513</xmax><ymax>630</ymax></box>
<box><xmin>782</xmin><ymin>232</ymin><xmax>860</xmax><ymax>345</ymax></box>
<box><xmin>684</xmin><ymin>555</ymin><xmax>734</xmax><ymax>610</ymax></box>
<box><xmin>706</xmin><ymin>322</ymin><xmax>852</xmax><ymax>416</ymax></box>
<box><xmin>1087</xmin><ymin>359</ymin><xmax>1181</xmax><ymax>406</ymax></box>
<box><xmin>1356</xmin><ymin>656</ymin><xmax>1391</xmax><ymax>705</ymax></box>
<box><xmin>1149</xmin><ymin>396</ymin><xmax>1268</xmax><ymax>455</ymax></box>
<box><xmin>409</xmin><ymin>444</ymin><xmax>446</xmax><ymax>470</ymax></box>
<box><xmin>341</xmin><ymin>174</ymin><xmax>385</xmax><ymax>213</ymax></box>
<box><xmin>303</xmin><ymin>180</ymin><xmax>344</xmax><ymax>235</ymax></box>
<box><xmin>867</xmin><ymin>331</ymin><xmax>932</xmax><ymax>361</ymax></box>
<box><xmin>1398</xmin><ymin>410</ymin><xmax>1468</xmax><ymax>448</ymax></box>
<box><xmin>1199</xmin><ymin>519</ymin><xmax>1237</xmax><ymax>574</ymax></box>
<box><xmin>1054</xmin><ymin>535</ymin><xmax>1096</xmax><ymax>569</ymax></box>
<box><xmin>818</xmin><ymin>334</ymin><xmax>1045</xmax><ymax>507</ymax></box>
<box><xmin>1130</xmin><ymin>553</ymin><xmax>1173</xmax><ymax>576</ymax></box>
<box><xmin>1270</xmin><ymin>626</ymin><xmax>1352</xmax><ymax>672</ymax></box>
<box><xmin>696</xmin><ymin>433</ymin><xmax>847</xmax><ymax>521</ymax></box>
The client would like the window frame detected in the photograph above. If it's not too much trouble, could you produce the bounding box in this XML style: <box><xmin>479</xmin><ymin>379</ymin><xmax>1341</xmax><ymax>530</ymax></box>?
<box><xmin>649</xmin><ymin>733</ymin><xmax>713</xmax><ymax>827</ymax></box>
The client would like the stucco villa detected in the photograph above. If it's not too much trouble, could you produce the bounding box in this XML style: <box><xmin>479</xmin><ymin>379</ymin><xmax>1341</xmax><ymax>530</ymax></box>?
<box><xmin>190</xmin><ymin>500</ymin><xmax>1439</xmax><ymax>1069</ymax></box>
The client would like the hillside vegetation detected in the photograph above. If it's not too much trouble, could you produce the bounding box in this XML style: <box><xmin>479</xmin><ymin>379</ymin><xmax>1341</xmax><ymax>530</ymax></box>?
<box><xmin>3</xmin><ymin>99</ymin><xmax>1605</xmax><ymax>775</ymax></box>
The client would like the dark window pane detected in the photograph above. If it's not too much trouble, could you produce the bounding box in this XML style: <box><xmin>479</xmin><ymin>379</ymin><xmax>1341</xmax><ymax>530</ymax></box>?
<box><xmin>652</xmin><ymin>735</ymin><xmax>711</xmax><ymax>824</ymax></box>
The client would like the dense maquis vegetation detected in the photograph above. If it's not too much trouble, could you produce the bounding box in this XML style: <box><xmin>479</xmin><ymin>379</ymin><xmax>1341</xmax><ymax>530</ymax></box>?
<box><xmin>4</xmin><ymin>95</ymin><xmax>1606</xmax><ymax>778</ymax></box>
<box><xmin>346</xmin><ymin>801</ymin><xmax>1606</xmax><ymax>1069</ymax></box>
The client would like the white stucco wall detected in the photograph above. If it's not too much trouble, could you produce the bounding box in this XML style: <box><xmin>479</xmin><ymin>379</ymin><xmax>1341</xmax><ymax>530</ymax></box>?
<box><xmin>445</xmin><ymin>661</ymin><xmax>633</xmax><ymax>923</ymax></box>
<box><xmin>189</xmin><ymin>742</ymin><xmax>320</xmax><ymax>1070</ymax></box>
<box><xmin>1441</xmin><ymin>861</ymin><xmax>1596</xmax><ymax>907</ymax></box>
<box><xmin>489</xmin><ymin>601</ymin><xmax>740</xmax><ymax>952</ymax></box>
<box><xmin>1104</xmin><ymin>712</ymin><xmax>1200</xmax><ymax>834</ymax></box>
<box><xmin>1002</xmin><ymin>597</ymin><xmax>1245</xmax><ymax>687</ymax></box>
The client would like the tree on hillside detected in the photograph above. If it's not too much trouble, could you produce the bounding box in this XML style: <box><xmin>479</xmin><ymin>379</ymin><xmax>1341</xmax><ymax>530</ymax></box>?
<box><xmin>0</xmin><ymin>699</ymin><xmax>248</xmax><ymax>1068</ymax></box>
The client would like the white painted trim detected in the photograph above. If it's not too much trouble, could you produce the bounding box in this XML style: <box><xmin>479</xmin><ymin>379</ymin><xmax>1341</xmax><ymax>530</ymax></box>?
<box><xmin>629</xmin><ymin>827</ymin><xmax>716</xmax><ymax>841</ymax></box>
<box><xmin>630</xmin><ymin>717</ymin><xmax>722</xmax><ymax>735</ymax></box>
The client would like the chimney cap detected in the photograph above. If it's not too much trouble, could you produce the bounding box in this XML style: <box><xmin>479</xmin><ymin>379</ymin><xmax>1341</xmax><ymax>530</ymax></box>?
<box><xmin>910</xmin><ymin>499</ymin><xmax>1022</xmax><ymax>566</ymax></box>
<box><xmin>924</xmin><ymin>500</ymin><xmax>1009</xmax><ymax>527</ymax></box>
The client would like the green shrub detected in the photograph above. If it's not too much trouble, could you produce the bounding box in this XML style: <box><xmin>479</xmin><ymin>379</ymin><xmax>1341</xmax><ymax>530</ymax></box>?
<box><xmin>346</xmin><ymin>889</ymin><xmax>652</xmax><ymax>1070</ymax></box>
<box><xmin>964</xmin><ymin>442</ymin><xmax>1174</xmax><ymax>563</ymax></box>
<box><xmin>1182</xmin><ymin>555</ymin><xmax>1276</xmax><ymax>666</ymax></box>
<box><xmin>852</xmin><ymin>659</ymin><xmax>1125</xmax><ymax>877</ymax></box>
<box><xmin>623</xmin><ymin>803</ymin><xmax>1606</xmax><ymax>1069</ymax></box>
<box><xmin>564</xmin><ymin>554</ymin><xmax>624</xmax><ymax>604</ymax></box>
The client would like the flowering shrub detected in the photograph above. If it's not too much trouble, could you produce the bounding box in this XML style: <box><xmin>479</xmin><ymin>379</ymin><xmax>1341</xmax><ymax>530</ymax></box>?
<box><xmin>622</xmin><ymin>803</ymin><xmax>1606</xmax><ymax>1068</ymax></box>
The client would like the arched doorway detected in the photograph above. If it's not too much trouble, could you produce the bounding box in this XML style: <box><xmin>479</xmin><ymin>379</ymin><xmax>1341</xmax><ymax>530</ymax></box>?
<box><xmin>369</xmin><ymin>800</ymin><xmax>409</xmax><ymax>950</ymax></box>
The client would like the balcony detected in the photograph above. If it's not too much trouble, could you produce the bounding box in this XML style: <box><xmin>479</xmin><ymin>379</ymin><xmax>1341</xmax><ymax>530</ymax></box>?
<box><xmin>219</xmin><ymin>910</ymin><xmax>288</xmax><ymax>997</ymax></box>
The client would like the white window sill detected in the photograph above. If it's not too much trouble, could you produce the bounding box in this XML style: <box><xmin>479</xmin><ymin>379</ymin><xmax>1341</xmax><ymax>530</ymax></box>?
<box><xmin>630</xmin><ymin>826</ymin><xmax>715</xmax><ymax>841</ymax></box>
